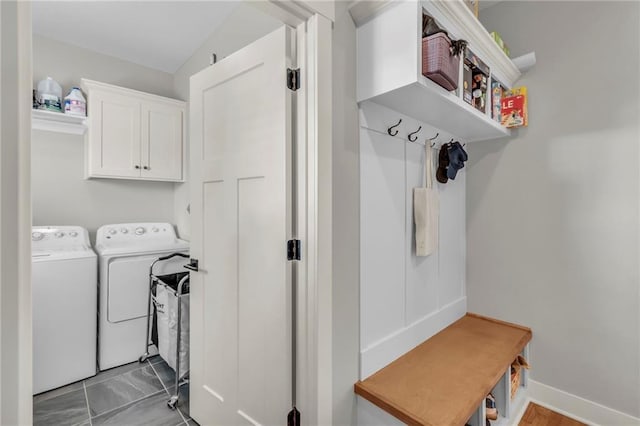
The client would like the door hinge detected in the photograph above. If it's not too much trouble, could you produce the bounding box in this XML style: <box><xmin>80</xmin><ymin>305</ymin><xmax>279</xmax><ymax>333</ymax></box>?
<box><xmin>287</xmin><ymin>239</ymin><xmax>301</xmax><ymax>261</ymax></box>
<box><xmin>287</xmin><ymin>68</ymin><xmax>300</xmax><ymax>91</ymax></box>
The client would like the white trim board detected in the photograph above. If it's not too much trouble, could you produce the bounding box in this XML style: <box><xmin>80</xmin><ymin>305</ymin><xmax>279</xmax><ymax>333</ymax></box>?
<box><xmin>524</xmin><ymin>380</ymin><xmax>640</xmax><ymax>426</ymax></box>
<box><xmin>360</xmin><ymin>297</ymin><xmax>466</xmax><ymax>379</ymax></box>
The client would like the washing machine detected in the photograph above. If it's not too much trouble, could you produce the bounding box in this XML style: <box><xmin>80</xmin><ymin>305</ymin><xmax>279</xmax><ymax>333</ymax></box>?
<box><xmin>95</xmin><ymin>223</ymin><xmax>189</xmax><ymax>370</ymax></box>
<box><xmin>32</xmin><ymin>226</ymin><xmax>97</xmax><ymax>394</ymax></box>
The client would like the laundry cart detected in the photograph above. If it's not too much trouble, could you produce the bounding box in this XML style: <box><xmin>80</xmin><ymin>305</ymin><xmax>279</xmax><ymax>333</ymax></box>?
<box><xmin>139</xmin><ymin>252</ymin><xmax>190</xmax><ymax>409</ymax></box>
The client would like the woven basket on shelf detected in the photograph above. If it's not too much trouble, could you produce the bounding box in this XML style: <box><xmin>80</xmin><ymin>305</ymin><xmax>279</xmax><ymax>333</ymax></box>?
<box><xmin>422</xmin><ymin>32</ymin><xmax>460</xmax><ymax>91</ymax></box>
<box><xmin>510</xmin><ymin>355</ymin><xmax>530</xmax><ymax>400</ymax></box>
<box><xmin>510</xmin><ymin>365</ymin><xmax>521</xmax><ymax>400</ymax></box>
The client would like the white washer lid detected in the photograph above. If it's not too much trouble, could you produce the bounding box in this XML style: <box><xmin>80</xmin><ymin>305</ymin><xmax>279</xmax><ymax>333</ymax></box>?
<box><xmin>94</xmin><ymin>223</ymin><xmax>189</xmax><ymax>256</ymax></box>
<box><xmin>32</xmin><ymin>226</ymin><xmax>95</xmax><ymax>261</ymax></box>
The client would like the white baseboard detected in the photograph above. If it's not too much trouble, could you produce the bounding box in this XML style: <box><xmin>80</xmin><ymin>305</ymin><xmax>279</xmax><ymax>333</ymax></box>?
<box><xmin>359</xmin><ymin>297</ymin><xmax>466</xmax><ymax>378</ymax></box>
<box><xmin>525</xmin><ymin>380</ymin><xmax>640</xmax><ymax>426</ymax></box>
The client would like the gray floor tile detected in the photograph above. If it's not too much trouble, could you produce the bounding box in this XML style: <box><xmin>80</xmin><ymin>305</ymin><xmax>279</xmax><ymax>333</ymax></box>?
<box><xmin>148</xmin><ymin>355</ymin><xmax>164</xmax><ymax>365</ymax></box>
<box><xmin>86</xmin><ymin>365</ymin><xmax>164</xmax><ymax>417</ymax></box>
<box><xmin>150</xmin><ymin>358</ymin><xmax>176</xmax><ymax>390</ymax></box>
<box><xmin>86</xmin><ymin>361</ymin><xmax>147</xmax><ymax>388</ymax></box>
<box><xmin>187</xmin><ymin>419</ymin><xmax>199</xmax><ymax>426</ymax></box>
<box><xmin>34</xmin><ymin>380</ymin><xmax>85</xmax><ymax>404</ymax></box>
<box><xmin>33</xmin><ymin>388</ymin><xmax>89</xmax><ymax>426</ymax></box>
<box><xmin>91</xmin><ymin>390</ymin><xmax>184</xmax><ymax>426</ymax></box>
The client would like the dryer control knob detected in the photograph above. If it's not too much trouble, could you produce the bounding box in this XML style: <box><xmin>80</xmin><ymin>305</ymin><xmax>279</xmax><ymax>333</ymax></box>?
<box><xmin>120</xmin><ymin>228</ymin><xmax>129</xmax><ymax>234</ymax></box>
<box><xmin>55</xmin><ymin>231</ymin><xmax>65</xmax><ymax>238</ymax></box>
<box><xmin>135</xmin><ymin>227</ymin><xmax>146</xmax><ymax>235</ymax></box>
<box><xmin>69</xmin><ymin>231</ymin><xmax>78</xmax><ymax>238</ymax></box>
<box><xmin>32</xmin><ymin>232</ymin><xmax>44</xmax><ymax>241</ymax></box>
<box><xmin>108</xmin><ymin>228</ymin><xmax>117</xmax><ymax>235</ymax></box>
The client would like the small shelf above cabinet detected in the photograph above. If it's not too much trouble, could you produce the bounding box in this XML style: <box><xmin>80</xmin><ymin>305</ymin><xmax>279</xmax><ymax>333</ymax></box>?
<box><xmin>352</xmin><ymin>0</ymin><xmax>525</xmax><ymax>142</ymax></box>
<box><xmin>32</xmin><ymin>109</ymin><xmax>87</xmax><ymax>135</ymax></box>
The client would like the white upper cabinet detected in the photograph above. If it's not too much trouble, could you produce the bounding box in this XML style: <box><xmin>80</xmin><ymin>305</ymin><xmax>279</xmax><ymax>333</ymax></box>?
<box><xmin>82</xmin><ymin>79</ymin><xmax>185</xmax><ymax>182</ymax></box>
<box><xmin>350</xmin><ymin>0</ymin><xmax>525</xmax><ymax>142</ymax></box>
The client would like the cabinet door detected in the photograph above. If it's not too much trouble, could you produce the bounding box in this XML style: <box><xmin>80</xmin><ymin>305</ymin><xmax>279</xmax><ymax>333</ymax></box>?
<box><xmin>140</xmin><ymin>102</ymin><xmax>184</xmax><ymax>181</ymax></box>
<box><xmin>87</xmin><ymin>90</ymin><xmax>141</xmax><ymax>178</ymax></box>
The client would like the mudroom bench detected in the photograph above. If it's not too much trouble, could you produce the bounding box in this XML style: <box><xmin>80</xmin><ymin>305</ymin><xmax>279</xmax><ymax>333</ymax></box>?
<box><xmin>354</xmin><ymin>313</ymin><xmax>532</xmax><ymax>426</ymax></box>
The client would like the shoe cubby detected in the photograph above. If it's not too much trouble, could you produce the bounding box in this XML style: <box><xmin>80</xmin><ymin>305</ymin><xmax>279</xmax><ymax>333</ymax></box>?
<box><xmin>466</xmin><ymin>343</ymin><xmax>531</xmax><ymax>426</ymax></box>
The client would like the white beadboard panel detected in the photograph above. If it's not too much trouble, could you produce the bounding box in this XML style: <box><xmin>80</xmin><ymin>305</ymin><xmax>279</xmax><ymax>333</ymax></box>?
<box><xmin>360</xmin><ymin>123</ymin><xmax>407</xmax><ymax>350</ymax></box>
<box><xmin>360</xmin><ymin>297</ymin><xmax>466</xmax><ymax>379</ymax></box>
<box><xmin>405</xmin><ymin>141</ymin><xmax>439</xmax><ymax>324</ymax></box>
<box><xmin>359</xmin><ymin>101</ymin><xmax>467</xmax><ymax>381</ymax></box>
<box><xmin>438</xmin><ymin>169</ymin><xmax>467</xmax><ymax>306</ymax></box>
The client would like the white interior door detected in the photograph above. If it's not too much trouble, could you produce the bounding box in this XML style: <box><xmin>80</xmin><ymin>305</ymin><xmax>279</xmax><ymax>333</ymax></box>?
<box><xmin>189</xmin><ymin>26</ymin><xmax>294</xmax><ymax>426</ymax></box>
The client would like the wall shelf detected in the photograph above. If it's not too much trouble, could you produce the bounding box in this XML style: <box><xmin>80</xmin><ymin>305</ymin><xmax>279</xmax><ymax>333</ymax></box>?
<box><xmin>32</xmin><ymin>109</ymin><xmax>87</xmax><ymax>135</ymax></box>
<box><xmin>369</xmin><ymin>75</ymin><xmax>510</xmax><ymax>142</ymax></box>
<box><xmin>353</xmin><ymin>0</ymin><xmax>527</xmax><ymax>142</ymax></box>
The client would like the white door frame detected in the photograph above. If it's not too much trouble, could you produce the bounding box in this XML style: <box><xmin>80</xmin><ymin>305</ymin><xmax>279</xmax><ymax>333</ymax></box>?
<box><xmin>249</xmin><ymin>3</ymin><xmax>334</xmax><ymax>424</ymax></box>
<box><xmin>4</xmin><ymin>1</ymin><xmax>332</xmax><ymax>425</ymax></box>
<box><xmin>0</xmin><ymin>1</ymin><xmax>33</xmax><ymax>425</ymax></box>
<box><xmin>290</xmin><ymin>12</ymin><xmax>333</xmax><ymax>426</ymax></box>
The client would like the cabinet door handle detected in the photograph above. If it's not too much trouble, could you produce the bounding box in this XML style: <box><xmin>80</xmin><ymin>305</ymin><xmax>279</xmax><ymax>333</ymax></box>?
<box><xmin>135</xmin><ymin>165</ymin><xmax>140</xmax><ymax>169</ymax></box>
<box><xmin>143</xmin><ymin>166</ymin><xmax>150</xmax><ymax>170</ymax></box>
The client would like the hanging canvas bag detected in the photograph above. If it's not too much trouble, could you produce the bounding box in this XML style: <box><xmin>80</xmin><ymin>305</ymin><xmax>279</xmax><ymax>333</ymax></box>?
<box><xmin>414</xmin><ymin>141</ymin><xmax>439</xmax><ymax>256</ymax></box>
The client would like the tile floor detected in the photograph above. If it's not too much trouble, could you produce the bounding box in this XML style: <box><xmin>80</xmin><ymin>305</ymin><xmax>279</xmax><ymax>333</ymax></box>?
<box><xmin>33</xmin><ymin>356</ymin><xmax>197</xmax><ymax>426</ymax></box>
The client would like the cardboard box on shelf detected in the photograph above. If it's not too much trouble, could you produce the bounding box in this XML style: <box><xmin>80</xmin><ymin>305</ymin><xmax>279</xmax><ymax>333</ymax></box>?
<box><xmin>501</xmin><ymin>86</ymin><xmax>528</xmax><ymax>128</ymax></box>
<box><xmin>463</xmin><ymin>63</ymin><xmax>473</xmax><ymax>105</ymax></box>
<box><xmin>491</xmin><ymin>80</ymin><xmax>503</xmax><ymax>123</ymax></box>
<box><xmin>465</xmin><ymin>49</ymin><xmax>490</xmax><ymax>113</ymax></box>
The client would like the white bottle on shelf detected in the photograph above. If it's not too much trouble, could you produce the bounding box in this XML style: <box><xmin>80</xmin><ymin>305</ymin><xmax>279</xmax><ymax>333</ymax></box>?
<box><xmin>37</xmin><ymin>77</ymin><xmax>63</xmax><ymax>112</ymax></box>
<box><xmin>63</xmin><ymin>87</ymin><xmax>87</xmax><ymax>117</ymax></box>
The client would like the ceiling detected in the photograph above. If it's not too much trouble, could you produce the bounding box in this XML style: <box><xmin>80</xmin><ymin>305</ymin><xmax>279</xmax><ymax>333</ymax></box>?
<box><xmin>32</xmin><ymin>1</ymin><xmax>240</xmax><ymax>73</ymax></box>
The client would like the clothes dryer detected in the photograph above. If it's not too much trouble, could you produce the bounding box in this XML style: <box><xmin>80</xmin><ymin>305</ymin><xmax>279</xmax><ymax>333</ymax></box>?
<box><xmin>95</xmin><ymin>223</ymin><xmax>188</xmax><ymax>370</ymax></box>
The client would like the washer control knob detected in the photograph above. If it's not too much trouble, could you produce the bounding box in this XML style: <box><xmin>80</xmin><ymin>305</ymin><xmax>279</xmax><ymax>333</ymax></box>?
<box><xmin>69</xmin><ymin>231</ymin><xmax>78</xmax><ymax>238</ymax></box>
<box><xmin>135</xmin><ymin>227</ymin><xmax>146</xmax><ymax>236</ymax></box>
<box><xmin>120</xmin><ymin>228</ymin><xmax>129</xmax><ymax>234</ymax></box>
<box><xmin>108</xmin><ymin>228</ymin><xmax>117</xmax><ymax>235</ymax></box>
<box><xmin>32</xmin><ymin>232</ymin><xmax>44</xmax><ymax>241</ymax></box>
<box><xmin>55</xmin><ymin>231</ymin><xmax>65</xmax><ymax>238</ymax></box>
<box><xmin>151</xmin><ymin>227</ymin><xmax>159</xmax><ymax>233</ymax></box>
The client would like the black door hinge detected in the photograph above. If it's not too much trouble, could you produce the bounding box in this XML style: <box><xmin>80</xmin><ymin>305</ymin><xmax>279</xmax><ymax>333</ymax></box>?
<box><xmin>287</xmin><ymin>239</ymin><xmax>301</xmax><ymax>261</ymax></box>
<box><xmin>287</xmin><ymin>68</ymin><xmax>300</xmax><ymax>91</ymax></box>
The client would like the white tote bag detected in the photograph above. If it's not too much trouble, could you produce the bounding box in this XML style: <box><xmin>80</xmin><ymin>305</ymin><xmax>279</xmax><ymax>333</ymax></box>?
<box><xmin>413</xmin><ymin>141</ymin><xmax>439</xmax><ymax>256</ymax></box>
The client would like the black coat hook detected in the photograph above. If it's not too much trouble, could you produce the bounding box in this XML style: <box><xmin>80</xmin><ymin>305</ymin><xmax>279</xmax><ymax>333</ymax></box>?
<box><xmin>429</xmin><ymin>132</ymin><xmax>439</xmax><ymax>141</ymax></box>
<box><xmin>387</xmin><ymin>119</ymin><xmax>402</xmax><ymax>136</ymax></box>
<box><xmin>408</xmin><ymin>126</ymin><xmax>422</xmax><ymax>142</ymax></box>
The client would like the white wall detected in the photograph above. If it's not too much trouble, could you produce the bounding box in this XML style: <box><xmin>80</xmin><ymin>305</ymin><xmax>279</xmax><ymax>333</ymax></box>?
<box><xmin>171</xmin><ymin>3</ymin><xmax>281</xmax><ymax>240</ymax></box>
<box><xmin>468</xmin><ymin>1</ymin><xmax>640</xmax><ymax>418</ymax></box>
<box><xmin>32</xmin><ymin>35</ymin><xmax>177</xmax><ymax>241</ymax></box>
<box><xmin>359</xmin><ymin>101</ymin><xmax>467</xmax><ymax>381</ymax></box>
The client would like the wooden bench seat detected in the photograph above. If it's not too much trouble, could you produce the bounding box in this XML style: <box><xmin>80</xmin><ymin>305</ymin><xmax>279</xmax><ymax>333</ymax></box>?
<box><xmin>354</xmin><ymin>313</ymin><xmax>532</xmax><ymax>426</ymax></box>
